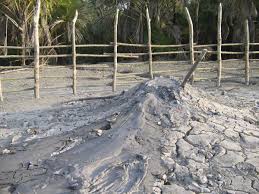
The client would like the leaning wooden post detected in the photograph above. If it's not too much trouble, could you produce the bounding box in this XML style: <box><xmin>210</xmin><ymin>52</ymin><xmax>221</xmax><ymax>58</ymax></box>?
<box><xmin>146</xmin><ymin>7</ymin><xmax>153</xmax><ymax>79</ymax></box>
<box><xmin>217</xmin><ymin>3</ymin><xmax>222</xmax><ymax>87</ymax></box>
<box><xmin>112</xmin><ymin>8</ymin><xmax>119</xmax><ymax>92</ymax></box>
<box><xmin>33</xmin><ymin>0</ymin><xmax>41</xmax><ymax>99</ymax></box>
<box><xmin>182</xmin><ymin>49</ymin><xmax>207</xmax><ymax>88</ymax></box>
<box><xmin>4</xmin><ymin>17</ymin><xmax>8</xmax><ymax>56</ymax></box>
<box><xmin>0</xmin><ymin>80</ymin><xmax>3</xmax><ymax>102</ymax></box>
<box><xmin>72</xmin><ymin>10</ymin><xmax>78</xmax><ymax>95</ymax></box>
<box><xmin>185</xmin><ymin>7</ymin><xmax>195</xmax><ymax>84</ymax></box>
<box><xmin>244</xmin><ymin>19</ymin><xmax>250</xmax><ymax>86</ymax></box>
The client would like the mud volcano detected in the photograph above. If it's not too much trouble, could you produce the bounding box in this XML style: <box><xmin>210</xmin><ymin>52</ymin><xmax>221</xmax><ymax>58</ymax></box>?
<box><xmin>0</xmin><ymin>77</ymin><xmax>259</xmax><ymax>194</ymax></box>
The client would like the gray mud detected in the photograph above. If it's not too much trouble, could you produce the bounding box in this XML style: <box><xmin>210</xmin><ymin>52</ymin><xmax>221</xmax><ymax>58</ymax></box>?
<box><xmin>0</xmin><ymin>77</ymin><xmax>259</xmax><ymax>194</ymax></box>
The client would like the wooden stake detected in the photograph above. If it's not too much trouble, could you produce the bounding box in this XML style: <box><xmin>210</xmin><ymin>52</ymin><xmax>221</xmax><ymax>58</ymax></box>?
<box><xmin>217</xmin><ymin>3</ymin><xmax>222</xmax><ymax>87</ymax></box>
<box><xmin>72</xmin><ymin>10</ymin><xmax>78</xmax><ymax>95</ymax></box>
<box><xmin>113</xmin><ymin>9</ymin><xmax>119</xmax><ymax>92</ymax></box>
<box><xmin>185</xmin><ymin>7</ymin><xmax>195</xmax><ymax>84</ymax></box>
<box><xmin>146</xmin><ymin>7</ymin><xmax>153</xmax><ymax>79</ymax></box>
<box><xmin>244</xmin><ymin>19</ymin><xmax>250</xmax><ymax>86</ymax></box>
<box><xmin>34</xmin><ymin>0</ymin><xmax>41</xmax><ymax>99</ymax></box>
<box><xmin>4</xmin><ymin>17</ymin><xmax>8</xmax><ymax>56</ymax></box>
<box><xmin>0</xmin><ymin>80</ymin><xmax>3</xmax><ymax>102</ymax></box>
<box><xmin>181</xmin><ymin>49</ymin><xmax>207</xmax><ymax>88</ymax></box>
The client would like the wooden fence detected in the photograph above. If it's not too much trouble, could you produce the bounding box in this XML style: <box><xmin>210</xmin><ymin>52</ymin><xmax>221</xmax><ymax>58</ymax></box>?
<box><xmin>0</xmin><ymin>4</ymin><xmax>259</xmax><ymax>101</ymax></box>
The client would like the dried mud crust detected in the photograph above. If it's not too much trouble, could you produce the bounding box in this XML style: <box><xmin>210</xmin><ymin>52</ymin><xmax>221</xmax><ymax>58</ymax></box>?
<box><xmin>0</xmin><ymin>77</ymin><xmax>258</xmax><ymax>194</ymax></box>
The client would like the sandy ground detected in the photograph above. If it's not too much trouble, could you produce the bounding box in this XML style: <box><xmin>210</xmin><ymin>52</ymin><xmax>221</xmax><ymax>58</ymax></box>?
<box><xmin>0</xmin><ymin>60</ymin><xmax>258</xmax><ymax>112</ymax></box>
<box><xmin>0</xmin><ymin>61</ymin><xmax>259</xmax><ymax>194</ymax></box>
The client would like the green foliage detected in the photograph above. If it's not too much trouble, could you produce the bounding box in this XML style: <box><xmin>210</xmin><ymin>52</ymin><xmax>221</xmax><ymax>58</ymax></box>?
<box><xmin>0</xmin><ymin>0</ymin><xmax>258</xmax><ymax>55</ymax></box>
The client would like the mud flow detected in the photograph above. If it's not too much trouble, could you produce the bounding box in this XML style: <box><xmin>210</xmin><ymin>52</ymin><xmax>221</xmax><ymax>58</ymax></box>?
<box><xmin>0</xmin><ymin>77</ymin><xmax>259</xmax><ymax>194</ymax></box>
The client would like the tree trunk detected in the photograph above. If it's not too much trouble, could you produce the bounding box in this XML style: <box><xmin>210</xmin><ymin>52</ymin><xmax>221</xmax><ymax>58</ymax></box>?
<box><xmin>21</xmin><ymin>20</ymin><xmax>26</xmax><ymax>66</ymax></box>
<box><xmin>135</xmin><ymin>13</ymin><xmax>141</xmax><ymax>43</ymax></box>
<box><xmin>4</xmin><ymin>17</ymin><xmax>8</xmax><ymax>56</ymax></box>
<box><xmin>42</xmin><ymin>1</ymin><xmax>52</xmax><ymax>46</ymax></box>
<box><xmin>195</xmin><ymin>0</ymin><xmax>200</xmax><ymax>43</ymax></box>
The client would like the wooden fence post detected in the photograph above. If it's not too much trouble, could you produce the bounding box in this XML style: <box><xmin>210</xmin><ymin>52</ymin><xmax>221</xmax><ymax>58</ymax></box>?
<box><xmin>0</xmin><ymin>80</ymin><xmax>3</xmax><ymax>102</ymax></box>
<box><xmin>72</xmin><ymin>10</ymin><xmax>78</xmax><ymax>95</ymax></box>
<box><xmin>34</xmin><ymin>0</ymin><xmax>41</xmax><ymax>99</ymax></box>
<box><xmin>185</xmin><ymin>7</ymin><xmax>195</xmax><ymax>84</ymax></box>
<box><xmin>217</xmin><ymin>3</ymin><xmax>222</xmax><ymax>87</ymax></box>
<box><xmin>244</xmin><ymin>19</ymin><xmax>250</xmax><ymax>86</ymax></box>
<box><xmin>113</xmin><ymin>8</ymin><xmax>119</xmax><ymax>92</ymax></box>
<box><xmin>182</xmin><ymin>49</ymin><xmax>208</xmax><ymax>88</ymax></box>
<box><xmin>146</xmin><ymin>7</ymin><xmax>153</xmax><ymax>79</ymax></box>
<box><xmin>4</xmin><ymin>17</ymin><xmax>8</xmax><ymax>56</ymax></box>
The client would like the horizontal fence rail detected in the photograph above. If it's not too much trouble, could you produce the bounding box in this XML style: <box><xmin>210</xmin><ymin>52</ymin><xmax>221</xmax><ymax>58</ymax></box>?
<box><xmin>1</xmin><ymin>41</ymin><xmax>259</xmax><ymax>58</ymax></box>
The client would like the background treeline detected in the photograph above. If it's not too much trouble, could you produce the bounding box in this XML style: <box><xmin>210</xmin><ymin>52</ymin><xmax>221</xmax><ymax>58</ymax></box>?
<box><xmin>0</xmin><ymin>0</ymin><xmax>258</xmax><ymax>64</ymax></box>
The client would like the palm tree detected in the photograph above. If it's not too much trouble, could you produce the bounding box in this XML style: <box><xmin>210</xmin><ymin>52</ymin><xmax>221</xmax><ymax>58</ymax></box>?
<box><xmin>222</xmin><ymin>0</ymin><xmax>258</xmax><ymax>42</ymax></box>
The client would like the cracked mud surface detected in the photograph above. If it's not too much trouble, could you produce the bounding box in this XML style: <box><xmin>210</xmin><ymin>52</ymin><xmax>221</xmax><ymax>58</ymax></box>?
<box><xmin>0</xmin><ymin>77</ymin><xmax>258</xmax><ymax>194</ymax></box>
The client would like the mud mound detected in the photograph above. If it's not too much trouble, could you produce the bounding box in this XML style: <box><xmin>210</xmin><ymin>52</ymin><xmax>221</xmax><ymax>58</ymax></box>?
<box><xmin>0</xmin><ymin>77</ymin><xmax>258</xmax><ymax>194</ymax></box>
